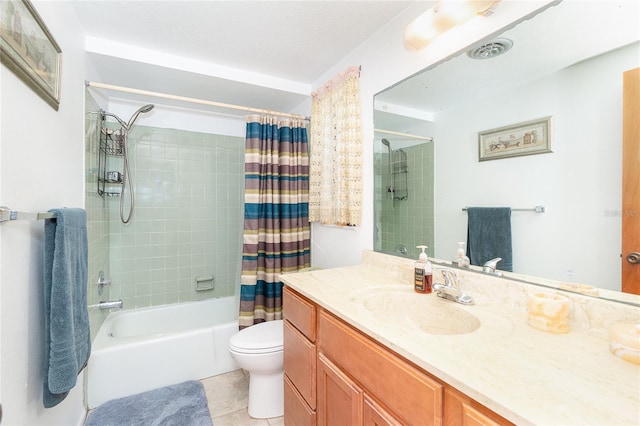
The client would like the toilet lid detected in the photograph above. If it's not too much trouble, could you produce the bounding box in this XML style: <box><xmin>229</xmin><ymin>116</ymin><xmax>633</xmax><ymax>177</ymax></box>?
<box><xmin>229</xmin><ymin>320</ymin><xmax>283</xmax><ymax>354</ymax></box>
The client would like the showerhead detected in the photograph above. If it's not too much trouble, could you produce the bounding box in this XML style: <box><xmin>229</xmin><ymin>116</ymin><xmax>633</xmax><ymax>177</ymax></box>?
<box><xmin>126</xmin><ymin>104</ymin><xmax>155</xmax><ymax>129</ymax></box>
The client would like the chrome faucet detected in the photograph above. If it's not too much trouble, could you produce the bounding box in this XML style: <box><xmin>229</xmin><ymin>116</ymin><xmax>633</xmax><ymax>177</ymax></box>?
<box><xmin>482</xmin><ymin>257</ymin><xmax>503</xmax><ymax>276</ymax></box>
<box><xmin>98</xmin><ymin>299</ymin><xmax>123</xmax><ymax>310</ymax></box>
<box><xmin>432</xmin><ymin>268</ymin><xmax>474</xmax><ymax>305</ymax></box>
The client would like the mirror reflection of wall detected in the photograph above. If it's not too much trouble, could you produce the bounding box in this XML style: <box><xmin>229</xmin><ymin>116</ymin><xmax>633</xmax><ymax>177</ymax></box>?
<box><xmin>374</xmin><ymin>1</ymin><xmax>640</xmax><ymax>291</ymax></box>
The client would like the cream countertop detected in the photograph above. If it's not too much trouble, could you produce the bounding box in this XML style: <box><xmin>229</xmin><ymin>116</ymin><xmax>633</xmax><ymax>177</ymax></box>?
<box><xmin>280</xmin><ymin>250</ymin><xmax>640</xmax><ymax>426</ymax></box>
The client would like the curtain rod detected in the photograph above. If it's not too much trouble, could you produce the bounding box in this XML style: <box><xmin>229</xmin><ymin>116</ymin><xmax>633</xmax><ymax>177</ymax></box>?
<box><xmin>85</xmin><ymin>80</ymin><xmax>310</xmax><ymax>121</ymax></box>
<box><xmin>374</xmin><ymin>128</ymin><xmax>433</xmax><ymax>142</ymax></box>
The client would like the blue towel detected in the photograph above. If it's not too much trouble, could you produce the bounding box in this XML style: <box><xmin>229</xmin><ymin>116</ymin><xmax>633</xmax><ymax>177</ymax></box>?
<box><xmin>43</xmin><ymin>208</ymin><xmax>91</xmax><ymax>408</ymax></box>
<box><xmin>466</xmin><ymin>207</ymin><xmax>513</xmax><ymax>272</ymax></box>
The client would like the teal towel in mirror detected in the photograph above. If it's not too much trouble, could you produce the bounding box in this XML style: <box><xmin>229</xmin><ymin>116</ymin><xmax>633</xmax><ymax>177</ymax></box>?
<box><xmin>466</xmin><ymin>207</ymin><xmax>513</xmax><ymax>272</ymax></box>
<box><xmin>43</xmin><ymin>208</ymin><xmax>91</xmax><ymax>408</ymax></box>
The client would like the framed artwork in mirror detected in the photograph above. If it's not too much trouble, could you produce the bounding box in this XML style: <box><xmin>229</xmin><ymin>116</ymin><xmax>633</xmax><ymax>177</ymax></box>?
<box><xmin>0</xmin><ymin>0</ymin><xmax>61</xmax><ymax>110</ymax></box>
<box><xmin>479</xmin><ymin>116</ymin><xmax>552</xmax><ymax>161</ymax></box>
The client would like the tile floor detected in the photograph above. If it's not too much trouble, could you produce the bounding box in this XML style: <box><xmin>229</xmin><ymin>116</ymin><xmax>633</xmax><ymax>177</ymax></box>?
<box><xmin>201</xmin><ymin>369</ymin><xmax>284</xmax><ymax>426</ymax></box>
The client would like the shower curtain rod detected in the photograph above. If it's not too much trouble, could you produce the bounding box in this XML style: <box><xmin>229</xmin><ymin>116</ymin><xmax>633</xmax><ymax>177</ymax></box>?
<box><xmin>374</xmin><ymin>128</ymin><xmax>433</xmax><ymax>142</ymax></box>
<box><xmin>85</xmin><ymin>81</ymin><xmax>310</xmax><ymax>121</ymax></box>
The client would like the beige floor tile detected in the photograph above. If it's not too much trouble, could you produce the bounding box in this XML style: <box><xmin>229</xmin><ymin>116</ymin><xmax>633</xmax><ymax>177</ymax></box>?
<box><xmin>202</xmin><ymin>370</ymin><xmax>249</xmax><ymax>419</ymax></box>
<box><xmin>201</xmin><ymin>369</ymin><xmax>284</xmax><ymax>425</ymax></box>
<box><xmin>212</xmin><ymin>408</ymin><xmax>270</xmax><ymax>426</ymax></box>
<box><xmin>267</xmin><ymin>415</ymin><xmax>285</xmax><ymax>426</ymax></box>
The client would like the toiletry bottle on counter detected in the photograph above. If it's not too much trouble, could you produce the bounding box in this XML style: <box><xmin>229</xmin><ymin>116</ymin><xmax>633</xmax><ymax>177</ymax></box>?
<box><xmin>455</xmin><ymin>242</ymin><xmax>470</xmax><ymax>268</ymax></box>
<box><xmin>415</xmin><ymin>245</ymin><xmax>433</xmax><ymax>294</ymax></box>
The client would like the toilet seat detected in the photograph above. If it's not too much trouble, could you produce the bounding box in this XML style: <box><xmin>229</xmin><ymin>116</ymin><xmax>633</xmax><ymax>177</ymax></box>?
<box><xmin>229</xmin><ymin>320</ymin><xmax>283</xmax><ymax>354</ymax></box>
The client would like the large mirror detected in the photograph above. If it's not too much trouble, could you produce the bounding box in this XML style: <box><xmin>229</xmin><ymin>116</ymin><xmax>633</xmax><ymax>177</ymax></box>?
<box><xmin>374</xmin><ymin>0</ymin><xmax>639</xmax><ymax>294</ymax></box>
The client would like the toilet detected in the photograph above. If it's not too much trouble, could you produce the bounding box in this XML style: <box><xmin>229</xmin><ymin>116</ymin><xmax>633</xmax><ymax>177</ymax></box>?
<box><xmin>228</xmin><ymin>319</ymin><xmax>284</xmax><ymax>419</ymax></box>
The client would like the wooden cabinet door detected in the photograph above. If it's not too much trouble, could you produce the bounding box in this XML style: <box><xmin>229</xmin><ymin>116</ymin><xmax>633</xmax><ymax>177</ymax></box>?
<box><xmin>444</xmin><ymin>387</ymin><xmax>513</xmax><ymax>426</ymax></box>
<box><xmin>364</xmin><ymin>394</ymin><xmax>403</xmax><ymax>426</ymax></box>
<box><xmin>622</xmin><ymin>67</ymin><xmax>640</xmax><ymax>294</ymax></box>
<box><xmin>317</xmin><ymin>352</ymin><xmax>363</xmax><ymax>426</ymax></box>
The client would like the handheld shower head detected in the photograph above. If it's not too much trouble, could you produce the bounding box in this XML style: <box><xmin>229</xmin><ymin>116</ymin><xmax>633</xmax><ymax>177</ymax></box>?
<box><xmin>381</xmin><ymin>138</ymin><xmax>392</xmax><ymax>153</ymax></box>
<box><xmin>98</xmin><ymin>103</ymin><xmax>154</xmax><ymax>225</ymax></box>
<box><xmin>126</xmin><ymin>104</ymin><xmax>154</xmax><ymax>129</ymax></box>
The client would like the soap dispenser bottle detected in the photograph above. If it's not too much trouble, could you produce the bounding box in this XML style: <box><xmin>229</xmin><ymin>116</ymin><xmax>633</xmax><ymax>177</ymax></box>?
<box><xmin>415</xmin><ymin>245</ymin><xmax>433</xmax><ymax>294</ymax></box>
<box><xmin>455</xmin><ymin>242</ymin><xmax>470</xmax><ymax>268</ymax></box>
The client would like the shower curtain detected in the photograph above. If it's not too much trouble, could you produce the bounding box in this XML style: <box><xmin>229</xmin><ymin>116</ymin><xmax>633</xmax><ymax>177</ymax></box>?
<box><xmin>239</xmin><ymin>115</ymin><xmax>310</xmax><ymax>328</ymax></box>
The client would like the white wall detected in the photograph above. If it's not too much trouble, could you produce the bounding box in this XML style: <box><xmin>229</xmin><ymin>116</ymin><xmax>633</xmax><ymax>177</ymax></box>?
<box><xmin>309</xmin><ymin>1</ymin><xmax>558</xmax><ymax>269</ymax></box>
<box><xmin>434</xmin><ymin>43</ymin><xmax>638</xmax><ymax>289</ymax></box>
<box><xmin>0</xmin><ymin>2</ymin><xmax>94</xmax><ymax>424</ymax></box>
<box><xmin>104</xmin><ymin>98</ymin><xmax>247</xmax><ymax>138</ymax></box>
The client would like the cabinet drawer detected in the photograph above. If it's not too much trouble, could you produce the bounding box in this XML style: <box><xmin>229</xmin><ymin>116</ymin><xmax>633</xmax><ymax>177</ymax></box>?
<box><xmin>285</xmin><ymin>375</ymin><xmax>316</xmax><ymax>426</ymax></box>
<box><xmin>284</xmin><ymin>287</ymin><xmax>316</xmax><ymax>341</ymax></box>
<box><xmin>319</xmin><ymin>310</ymin><xmax>443</xmax><ymax>426</ymax></box>
<box><xmin>284</xmin><ymin>319</ymin><xmax>316</xmax><ymax>409</ymax></box>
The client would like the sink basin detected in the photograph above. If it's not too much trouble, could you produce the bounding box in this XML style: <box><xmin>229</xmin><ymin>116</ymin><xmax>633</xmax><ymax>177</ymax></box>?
<box><xmin>351</xmin><ymin>287</ymin><xmax>481</xmax><ymax>335</ymax></box>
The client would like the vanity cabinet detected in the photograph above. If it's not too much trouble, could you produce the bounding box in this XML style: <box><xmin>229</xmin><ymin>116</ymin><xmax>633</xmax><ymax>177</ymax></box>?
<box><xmin>318</xmin><ymin>309</ymin><xmax>442</xmax><ymax>425</ymax></box>
<box><xmin>317</xmin><ymin>350</ymin><xmax>415</xmax><ymax>426</ymax></box>
<box><xmin>284</xmin><ymin>286</ymin><xmax>513</xmax><ymax>426</ymax></box>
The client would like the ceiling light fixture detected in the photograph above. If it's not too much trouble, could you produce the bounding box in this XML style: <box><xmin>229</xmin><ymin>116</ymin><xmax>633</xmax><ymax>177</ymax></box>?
<box><xmin>404</xmin><ymin>0</ymin><xmax>501</xmax><ymax>51</ymax></box>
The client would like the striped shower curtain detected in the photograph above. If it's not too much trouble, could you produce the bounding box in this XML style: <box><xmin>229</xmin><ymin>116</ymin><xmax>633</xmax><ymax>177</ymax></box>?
<box><xmin>239</xmin><ymin>115</ymin><xmax>310</xmax><ymax>328</ymax></box>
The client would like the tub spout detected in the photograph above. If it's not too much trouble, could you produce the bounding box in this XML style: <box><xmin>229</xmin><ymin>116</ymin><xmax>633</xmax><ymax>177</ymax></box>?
<box><xmin>98</xmin><ymin>299</ymin><xmax>123</xmax><ymax>310</ymax></box>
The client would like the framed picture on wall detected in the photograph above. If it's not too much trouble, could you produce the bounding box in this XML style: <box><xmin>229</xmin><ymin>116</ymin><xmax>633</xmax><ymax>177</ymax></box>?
<box><xmin>0</xmin><ymin>0</ymin><xmax>62</xmax><ymax>110</ymax></box>
<box><xmin>478</xmin><ymin>116</ymin><xmax>553</xmax><ymax>161</ymax></box>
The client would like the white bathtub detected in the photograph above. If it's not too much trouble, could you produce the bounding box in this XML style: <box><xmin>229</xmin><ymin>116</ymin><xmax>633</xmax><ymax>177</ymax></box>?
<box><xmin>86</xmin><ymin>297</ymin><xmax>239</xmax><ymax>408</ymax></box>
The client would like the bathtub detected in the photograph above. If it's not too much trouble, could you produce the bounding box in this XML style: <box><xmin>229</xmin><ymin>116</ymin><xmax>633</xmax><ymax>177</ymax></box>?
<box><xmin>86</xmin><ymin>297</ymin><xmax>239</xmax><ymax>408</ymax></box>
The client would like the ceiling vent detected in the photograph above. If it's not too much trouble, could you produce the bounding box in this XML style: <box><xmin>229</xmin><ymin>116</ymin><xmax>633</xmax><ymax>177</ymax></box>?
<box><xmin>467</xmin><ymin>38</ymin><xmax>513</xmax><ymax>60</ymax></box>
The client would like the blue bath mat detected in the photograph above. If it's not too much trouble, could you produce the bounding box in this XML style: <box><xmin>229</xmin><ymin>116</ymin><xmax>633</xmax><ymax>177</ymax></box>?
<box><xmin>85</xmin><ymin>380</ymin><xmax>212</xmax><ymax>426</ymax></box>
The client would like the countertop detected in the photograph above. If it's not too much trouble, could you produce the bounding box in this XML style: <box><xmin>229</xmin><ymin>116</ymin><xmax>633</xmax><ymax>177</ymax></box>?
<box><xmin>280</xmin><ymin>251</ymin><xmax>640</xmax><ymax>425</ymax></box>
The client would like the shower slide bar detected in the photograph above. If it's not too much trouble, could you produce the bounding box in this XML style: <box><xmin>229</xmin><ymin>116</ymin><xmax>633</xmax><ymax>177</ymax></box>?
<box><xmin>462</xmin><ymin>206</ymin><xmax>546</xmax><ymax>213</ymax></box>
<box><xmin>85</xmin><ymin>81</ymin><xmax>310</xmax><ymax>121</ymax></box>
<box><xmin>374</xmin><ymin>128</ymin><xmax>433</xmax><ymax>142</ymax></box>
<box><xmin>0</xmin><ymin>206</ymin><xmax>54</xmax><ymax>223</ymax></box>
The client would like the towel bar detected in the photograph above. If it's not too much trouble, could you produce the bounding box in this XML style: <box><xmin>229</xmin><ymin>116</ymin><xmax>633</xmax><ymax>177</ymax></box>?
<box><xmin>462</xmin><ymin>206</ymin><xmax>545</xmax><ymax>213</ymax></box>
<box><xmin>0</xmin><ymin>206</ymin><xmax>55</xmax><ymax>223</ymax></box>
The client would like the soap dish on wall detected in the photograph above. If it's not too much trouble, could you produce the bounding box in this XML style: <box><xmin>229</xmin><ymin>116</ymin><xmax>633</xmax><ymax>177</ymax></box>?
<box><xmin>195</xmin><ymin>275</ymin><xmax>214</xmax><ymax>291</ymax></box>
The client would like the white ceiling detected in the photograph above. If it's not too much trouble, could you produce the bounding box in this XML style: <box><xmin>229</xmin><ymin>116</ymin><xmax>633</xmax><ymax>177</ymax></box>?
<box><xmin>71</xmin><ymin>0</ymin><xmax>416</xmax><ymax>114</ymax></box>
<box><xmin>72</xmin><ymin>1</ymin><xmax>639</xmax><ymax>122</ymax></box>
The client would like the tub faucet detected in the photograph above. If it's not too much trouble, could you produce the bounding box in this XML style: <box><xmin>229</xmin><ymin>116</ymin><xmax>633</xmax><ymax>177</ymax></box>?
<box><xmin>432</xmin><ymin>269</ymin><xmax>474</xmax><ymax>305</ymax></box>
<box><xmin>482</xmin><ymin>257</ymin><xmax>503</xmax><ymax>276</ymax></box>
<box><xmin>98</xmin><ymin>299</ymin><xmax>123</xmax><ymax>310</ymax></box>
